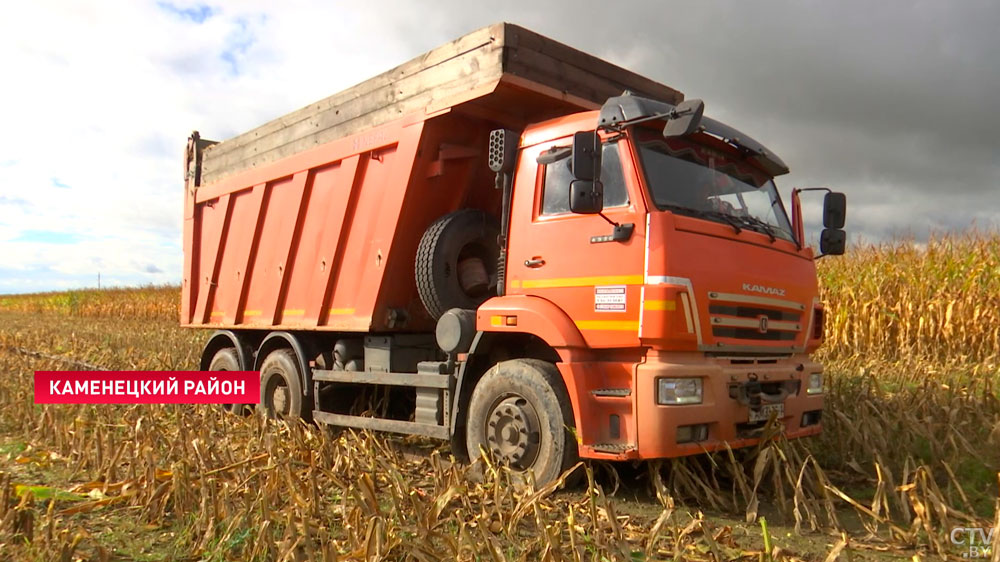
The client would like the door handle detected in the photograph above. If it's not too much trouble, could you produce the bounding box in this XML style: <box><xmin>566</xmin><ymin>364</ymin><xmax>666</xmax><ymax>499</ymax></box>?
<box><xmin>524</xmin><ymin>257</ymin><xmax>545</xmax><ymax>268</ymax></box>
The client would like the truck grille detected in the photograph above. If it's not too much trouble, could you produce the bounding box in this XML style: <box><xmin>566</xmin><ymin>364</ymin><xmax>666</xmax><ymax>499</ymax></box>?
<box><xmin>708</xmin><ymin>305</ymin><xmax>801</xmax><ymax>322</ymax></box>
<box><xmin>711</xmin><ymin>326</ymin><xmax>797</xmax><ymax>341</ymax></box>
<box><xmin>707</xmin><ymin>293</ymin><xmax>805</xmax><ymax>343</ymax></box>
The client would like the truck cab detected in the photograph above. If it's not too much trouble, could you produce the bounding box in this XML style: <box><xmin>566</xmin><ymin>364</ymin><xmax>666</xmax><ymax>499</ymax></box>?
<box><xmin>473</xmin><ymin>94</ymin><xmax>845</xmax><ymax>463</ymax></box>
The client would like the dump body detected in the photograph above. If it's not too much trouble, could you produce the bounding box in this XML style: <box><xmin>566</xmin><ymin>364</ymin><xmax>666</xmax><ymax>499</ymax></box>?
<box><xmin>182</xmin><ymin>22</ymin><xmax>682</xmax><ymax>332</ymax></box>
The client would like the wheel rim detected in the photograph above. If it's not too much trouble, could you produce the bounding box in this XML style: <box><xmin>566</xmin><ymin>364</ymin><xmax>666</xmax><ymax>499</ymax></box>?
<box><xmin>485</xmin><ymin>394</ymin><xmax>541</xmax><ymax>470</ymax></box>
<box><xmin>265</xmin><ymin>375</ymin><xmax>290</xmax><ymax>418</ymax></box>
<box><xmin>456</xmin><ymin>241</ymin><xmax>496</xmax><ymax>299</ymax></box>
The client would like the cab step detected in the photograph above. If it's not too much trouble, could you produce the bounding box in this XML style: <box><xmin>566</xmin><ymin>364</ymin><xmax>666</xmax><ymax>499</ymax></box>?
<box><xmin>590</xmin><ymin>388</ymin><xmax>631</xmax><ymax>397</ymax></box>
<box><xmin>590</xmin><ymin>443</ymin><xmax>636</xmax><ymax>454</ymax></box>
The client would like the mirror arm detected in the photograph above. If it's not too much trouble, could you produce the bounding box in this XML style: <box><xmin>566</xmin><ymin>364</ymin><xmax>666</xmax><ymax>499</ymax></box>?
<box><xmin>599</xmin><ymin>111</ymin><xmax>671</xmax><ymax>131</ymax></box>
<box><xmin>599</xmin><ymin>105</ymin><xmax>700</xmax><ymax>132</ymax></box>
<box><xmin>597</xmin><ymin>212</ymin><xmax>618</xmax><ymax>227</ymax></box>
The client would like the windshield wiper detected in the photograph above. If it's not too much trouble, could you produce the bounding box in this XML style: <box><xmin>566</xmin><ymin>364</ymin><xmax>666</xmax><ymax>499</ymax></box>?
<box><xmin>659</xmin><ymin>204</ymin><xmax>742</xmax><ymax>235</ymax></box>
<box><xmin>660</xmin><ymin>203</ymin><xmax>787</xmax><ymax>242</ymax></box>
<box><xmin>730</xmin><ymin>215</ymin><xmax>778</xmax><ymax>243</ymax></box>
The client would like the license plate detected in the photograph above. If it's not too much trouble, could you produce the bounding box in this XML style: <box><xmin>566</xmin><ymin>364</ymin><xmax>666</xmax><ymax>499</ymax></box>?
<box><xmin>749</xmin><ymin>403</ymin><xmax>784</xmax><ymax>423</ymax></box>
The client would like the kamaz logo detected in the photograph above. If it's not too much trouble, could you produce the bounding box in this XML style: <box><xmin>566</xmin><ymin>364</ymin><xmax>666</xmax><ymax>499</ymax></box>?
<box><xmin>743</xmin><ymin>283</ymin><xmax>786</xmax><ymax>297</ymax></box>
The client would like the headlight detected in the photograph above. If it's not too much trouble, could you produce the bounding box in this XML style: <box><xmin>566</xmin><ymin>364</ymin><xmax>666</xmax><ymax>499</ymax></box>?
<box><xmin>657</xmin><ymin>378</ymin><xmax>703</xmax><ymax>405</ymax></box>
<box><xmin>806</xmin><ymin>373</ymin><xmax>823</xmax><ymax>394</ymax></box>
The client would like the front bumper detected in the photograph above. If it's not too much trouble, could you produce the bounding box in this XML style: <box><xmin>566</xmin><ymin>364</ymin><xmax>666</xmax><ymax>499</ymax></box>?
<box><xmin>634</xmin><ymin>351</ymin><xmax>824</xmax><ymax>458</ymax></box>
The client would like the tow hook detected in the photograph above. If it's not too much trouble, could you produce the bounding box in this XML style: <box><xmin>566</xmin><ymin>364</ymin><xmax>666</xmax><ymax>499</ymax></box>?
<box><xmin>730</xmin><ymin>379</ymin><xmax>792</xmax><ymax>412</ymax></box>
<box><xmin>745</xmin><ymin>381</ymin><xmax>763</xmax><ymax>409</ymax></box>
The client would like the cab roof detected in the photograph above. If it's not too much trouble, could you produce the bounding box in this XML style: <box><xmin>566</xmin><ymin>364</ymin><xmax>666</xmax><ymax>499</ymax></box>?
<box><xmin>599</xmin><ymin>94</ymin><xmax>789</xmax><ymax>176</ymax></box>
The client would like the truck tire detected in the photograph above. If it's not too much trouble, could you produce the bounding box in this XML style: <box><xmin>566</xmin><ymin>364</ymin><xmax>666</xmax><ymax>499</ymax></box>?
<box><xmin>259</xmin><ymin>349</ymin><xmax>312</xmax><ymax>422</ymax></box>
<box><xmin>208</xmin><ymin>347</ymin><xmax>239</xmax><ymax>372</ymax></box>
<box><xmin>208</xmin><ymin>348</ymin><xmax>252</xmax><ymax>415</ymax></box>
<box><xmin>416</xmin><ymin>209</ymin><xmax>499</xmax><ymax>320</ymax></box>
<box><xmin>465</xmin><ymin>359</ymin><xmax>578</xmax><ymax>487</ymax></box>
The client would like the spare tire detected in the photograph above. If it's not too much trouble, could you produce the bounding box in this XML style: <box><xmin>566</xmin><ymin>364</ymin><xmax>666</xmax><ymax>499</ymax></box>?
<box><xmin>416</xmin><ymin>209</ymin><xmax>500</xmax><ymax>320</ymax></box>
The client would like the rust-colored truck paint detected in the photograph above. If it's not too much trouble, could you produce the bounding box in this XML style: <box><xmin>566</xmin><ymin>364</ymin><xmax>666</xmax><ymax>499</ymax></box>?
<box><xmin>183</xmin><ymin>23</ymin><xmax>844</xmax><ymax>485</ymax></box>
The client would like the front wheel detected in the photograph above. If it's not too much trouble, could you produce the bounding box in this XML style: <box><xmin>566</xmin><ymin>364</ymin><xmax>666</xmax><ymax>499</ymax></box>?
<box><xmin>465</xmin><ymin>359</ymin><xmax>578</xmax><ymax>487</ymax></box>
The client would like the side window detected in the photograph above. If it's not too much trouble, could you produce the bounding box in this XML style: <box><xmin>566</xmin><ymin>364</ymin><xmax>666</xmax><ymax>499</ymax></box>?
<box><xmin>541</xmin><ymin>142</ymin><xmax>629</xmax><ymax>215</ymax></box>
<box><xmin>540</xmin><ymin>151</ymin><xmax>574</xmax><ymax>215</ymax></box>
<box><xmin>600</xmin><ymin>143</ymin><xmax>629</xmax><ymax>208</ymax></box>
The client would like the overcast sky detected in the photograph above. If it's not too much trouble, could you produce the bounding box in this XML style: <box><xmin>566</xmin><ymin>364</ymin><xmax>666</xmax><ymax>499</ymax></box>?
<box><xmin>1</xmin><ymin>0</ymin><xmax>997</xmax><ymax>293</ymax></box>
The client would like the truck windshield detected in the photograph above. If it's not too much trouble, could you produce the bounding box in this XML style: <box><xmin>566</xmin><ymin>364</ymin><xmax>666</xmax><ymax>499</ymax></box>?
<box><xmin>635</xmin><ymin>133</ymin><xmax>795</xmax><ymax>243</ymax></box>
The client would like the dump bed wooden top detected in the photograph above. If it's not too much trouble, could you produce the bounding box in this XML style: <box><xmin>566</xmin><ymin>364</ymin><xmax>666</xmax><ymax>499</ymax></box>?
<box><xmin>199</xmin><ymin>22</ymin><xmax>683</xmax><ymax>185</ymax></box>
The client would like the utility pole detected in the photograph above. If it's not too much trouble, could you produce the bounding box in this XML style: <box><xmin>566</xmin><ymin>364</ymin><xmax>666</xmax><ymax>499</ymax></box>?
<box><xmin>98</xmin><ymin>272</ymin><xmax>101</xmax><ymax>290</ymax></box>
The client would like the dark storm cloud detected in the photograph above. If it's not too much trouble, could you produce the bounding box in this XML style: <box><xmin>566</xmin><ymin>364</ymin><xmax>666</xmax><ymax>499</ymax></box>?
<box><xmin>380</xmin><ymin>0</ymin><xmax>1000</xmax><ymax>241</ymax></box>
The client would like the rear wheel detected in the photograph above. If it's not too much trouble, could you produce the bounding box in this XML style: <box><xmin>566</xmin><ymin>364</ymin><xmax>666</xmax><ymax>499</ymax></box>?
<box><xmin>208</xmin><ymin>348</ymin><xmax>252</xmax><ymax>415</ymax></box>
<box><xmin>466</xmin><ymin>359</ymin><xmax>578</xmax><ymax>487</ymax></box>
<box><xmin>259</xmin><ymin>349</ymin><xmax>311</xmax><ymax>422</ymax></box>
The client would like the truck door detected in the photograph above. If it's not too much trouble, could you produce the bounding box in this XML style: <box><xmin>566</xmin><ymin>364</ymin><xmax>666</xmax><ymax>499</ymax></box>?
<box><xmin>507</xmin><ymin>137</ymin><xmax>647</xmax><ymax>348</ymax></box>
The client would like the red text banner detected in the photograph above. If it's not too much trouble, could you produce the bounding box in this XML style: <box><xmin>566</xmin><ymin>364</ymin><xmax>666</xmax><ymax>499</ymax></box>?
<box><xmin>34</xmin><ymin>371</ymin><xmax>260</xmax><ymax>404</ymax></box>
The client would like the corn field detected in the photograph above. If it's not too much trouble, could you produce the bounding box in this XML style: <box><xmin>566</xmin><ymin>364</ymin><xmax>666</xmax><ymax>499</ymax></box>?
<box><xmin>819</xmin><ymin>231</ymin><xmax>1000</xmax><ymax>366</ymax></box>
<box><xmin>0</xmin><ymin>285</ymin><xmax>180</xmax><ymax>321</ymax></box>
<box><xmin>1</xmin><ymin>232</ymin><xmax>998</xmax><ymax>561</ymax></box>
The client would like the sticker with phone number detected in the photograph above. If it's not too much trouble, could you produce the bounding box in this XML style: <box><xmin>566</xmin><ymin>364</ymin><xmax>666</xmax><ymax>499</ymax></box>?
<box><xmin>594</xmin><ymin>285</ymin><xmax>626</xmax><ymax>312</ymax></box>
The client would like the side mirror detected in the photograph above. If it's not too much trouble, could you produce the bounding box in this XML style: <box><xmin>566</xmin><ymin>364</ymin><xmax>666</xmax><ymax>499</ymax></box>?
<box><xmin>663</xmin><ymin>98</ymin><xmax>705</xmax><ymax>138</ymax></box>
<box><xmin>823</xmin><ymin>192</ymin><xmax>846</xmax><ymax>229</ymax></box>
<box><xmin>569</xmin><ymin>180</ymin><xmax>604</xmax><ymax>214</ymax></box>
<box><xmin>820</xmin><ymin>228</ymin><xmax>846</xmax><ymax>256</ymax></box>
<box><xmin>571</xmin><ymin>131</ymin><xmax>601</xmax><ymax>181</ymax></box>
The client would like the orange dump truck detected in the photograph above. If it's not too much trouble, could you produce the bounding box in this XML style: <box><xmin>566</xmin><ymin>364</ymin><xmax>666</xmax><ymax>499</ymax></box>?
<box><xmin>183</xmin><ymin>23</ymin><xmax>847</xmax><ymax>484</ymax></box>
